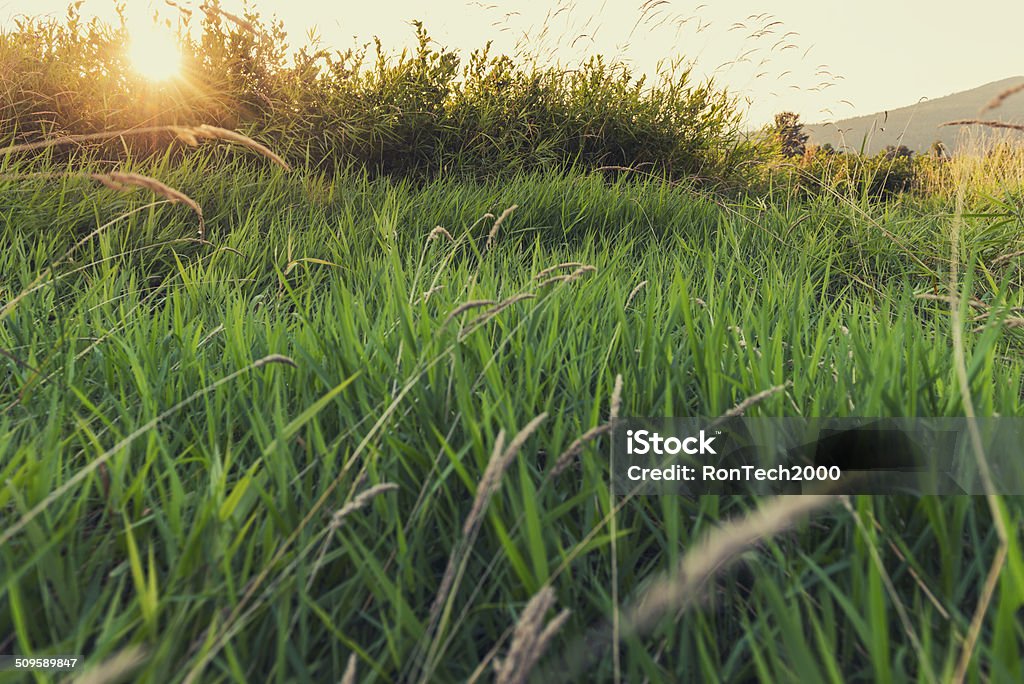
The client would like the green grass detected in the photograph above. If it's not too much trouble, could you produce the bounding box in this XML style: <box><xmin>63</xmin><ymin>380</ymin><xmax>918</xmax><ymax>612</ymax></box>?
<box><xmin>2</xmin><ymin>155</ymin><xmax>1024</xmax><ymax>682</ymax></box>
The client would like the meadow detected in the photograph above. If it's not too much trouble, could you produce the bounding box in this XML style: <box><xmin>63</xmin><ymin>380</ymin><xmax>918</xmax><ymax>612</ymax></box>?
<box><xmin>2</xmin><ymin>4</ymin><xmax>1024</xmax><ymax>683</ymax></box>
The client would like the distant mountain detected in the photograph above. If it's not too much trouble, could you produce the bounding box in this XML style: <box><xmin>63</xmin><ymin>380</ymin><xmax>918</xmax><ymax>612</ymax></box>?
<box><xmin>805</xmin><ymin>76</ymin><xmax>1024</xmax><ymax>155</ymax></box>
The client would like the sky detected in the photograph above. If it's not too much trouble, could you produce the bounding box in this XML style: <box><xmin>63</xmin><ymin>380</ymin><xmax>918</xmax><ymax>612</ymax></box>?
<box><xmin>2</xmin><ymin>0</ymin><xmax>1022</xmax><ymax>127</ymax></box>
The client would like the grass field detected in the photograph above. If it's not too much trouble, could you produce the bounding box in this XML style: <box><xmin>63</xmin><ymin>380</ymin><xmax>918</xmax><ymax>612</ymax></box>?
<box><xmin>3</xmin><ymin>4</ymin><xmax>1024</xmax><ymax>682</ymax></box>
<box><xmin>2</xmin><ymin>150</ymin><xmax>1024</xmax><ymax>682</ymax></box>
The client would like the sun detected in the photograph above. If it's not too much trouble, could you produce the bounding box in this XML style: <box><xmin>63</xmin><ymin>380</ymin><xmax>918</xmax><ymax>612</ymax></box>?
<box><xmin>127</xmin><ymin>22</ymin><xmax>182</xmax><ymax>82</ymax></box>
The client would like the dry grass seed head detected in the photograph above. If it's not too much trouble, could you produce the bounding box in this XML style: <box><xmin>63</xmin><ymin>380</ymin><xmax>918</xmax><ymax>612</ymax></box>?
<box><xmin>466</xmin><ymin>413</ymin><xmax>548</xmax><ymax>535</ymax></box>
<box><xmin>549</xmin><ymin>423</ymin><xmax>612</xmax><ymax>477</ymax></box>
<box><xmin>626</xmin><ymin>495</ymin><xmax>837</xmax><ymax>631</ymax></box>
<box><xmin>103</xmin><ymin>171</ymin><xmax>206</xmax><ymax>238</ymax></box>
<box><xmin>331</xmin><ymin>482</ymin><xmax>399</xmax><ymax>528</ymax></box>
<box><xmin>74</xmin><ymin>646</ymin><xmax>148</xmax><ymax>684</ymax></box>
<box><xmin>536</xmin><ymin>265</ymin><xmax>597</xmax><ymax>288</ymax></box>
<box><xmin>459</xmin><ymin>429</ymin><xmax>506</xmax><ymax>538</ymax></box>
<box><xmin>982</xmin><ymin>82</ymin><xmax>1024</xmax><ymax>113</ymax></box>
<box><xmin>708</xmin><ymin>382</ymin><xmax>791</xmax><ymax>428</ymax></box>
<box><xmin>192</xmin><ymin>125</ymin><xmax>291</xmax><ymax>170</ymax></box>
<box><xmin>0</xmin><ymin>124</ymin><xmax>290</xmax><ymax>170</ymax></box>
<box><xmin>88</xmin><ymin>174</ymin><xmax>130</xmax><ymax>192</ymax></box>
<box><xmin>427</xmin><ymin>428</ymin><xmax>506</xmax><ymax>631</ymax></box>
<box><xmin>340</xmin><ymin>653</ymin><xmax>357</xmax><ymax>684</ymax></box>
<box><xmin>609</xmin><ymin>373</ymin><xmax>623</xmax><ymax>421</ymax></box>
<box><xmin>560</xmin><ymin>495</ymin><xmax>838</xmax><ymax>675</ymax></box>
<box><xmin>254</xmin><ymin>354</ymin><xmax>298</xmax><ymax>369</ymax></box>
<box><xmin>943</xmin><ymin>119</ymin><xmax>1024</xmax><ymax>133</ymax></box>
<box><xmin>494</xmin><ymin>586</ymin><xmax>572</xmax><ymax>684</ymax></box>
<box><xmin>533</xmin><ymin>262</ymin><xmax>584</xmax><ymax>280</ymax></box>
<box><xmin>550</xmin><ymin>374</ymin><xmax>623</xmax><ymax>476</ymax></box>
<box><xmin>463</xmin><ymin>293</ymin><xmax>536</xmax><ymax>329</ymax></box>
<box><xmin>442</xmin><ymin>299</ymin><xmax>496</xmax><ymax>327</ymax></box>
<box><xmin>485</xmin><ymin>204</ymin><xmax>519</xmax><ymax>251</ymax></box>
<box><xmin>2</xmin><ymin>171</ymin><xmax>205</xmax><ymax>239</ymax></box>
<box><xmin>428</xmin><ymin>226</ymin><xmax>455</xmax><ymax>242</ymax></box>
<box><xmin>624</xmin><ymin>280</ymin><xmax>648</xmax><ymax>309</ymax></box>
<box><xmin>428</xmin><ymin>412</ymin><xmax>548</xmax><ymax>631</ymax></box>
<box><xmin>173</xmin><ymin>127</ymin><xmax>200</xmax><ymax>146</ymax></box>
<box><xmin>420</xmin><ymin>285</ymin><xmax>445</xmax><ymax>302</ymax></box>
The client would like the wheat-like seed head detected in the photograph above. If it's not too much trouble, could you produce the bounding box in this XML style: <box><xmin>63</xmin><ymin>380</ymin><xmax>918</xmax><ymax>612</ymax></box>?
<box><xmin>982</xmin><ymin>83</ymin><xmax>1024</xmax><ymax>113</ymax></box>
<box><xmin>709</xmin><ymin>382</ymin><xmax>791</xmax><ymax>427</ymax></box>
<box><xmin>485</xmin><ymin>204</ymin><xmax>519</xmax><ymax>251</ymax></box>
<box><xmin>442</xmin><ymin>299</ymin><xmax>496</xmax><ymax>327</ymax></box>
<box><xmin>340</xmin><ymin>653</ymin><xmax>357</xmax><ymax>684</ymax></box>
<box><xmin>494</xmin><ymin>586</ymin><xmax>571</xmax><ymax>684</ymax></box>
<box><xmin>428</xmin><ymin>226</ymin><xmax>455</xmax><ymax>242</ymax></box>
<box><xmin>609</xmin><ymin>373</ymin><xmax>623</xmax><ymax>422</ymax></box>
<box><xmin>943</xmin><ymin>119</ymin><xmax>1024</xmax><ymax>133</ymax></box>
<box><xmin>425</xmin><ymin>429</ymin><xmax>505</xmax><ymax>639</ymax></box>
<box><xmin>465</xmin><ymin>413</ymin><xmax>548</xmax><ymax>536</ymax></box>
<box><xmin>624</xmin><ymin>280</ymin><xmax>648</xmax><ymax>309</ymax></box>
<box><xmin>104</xmin><ymin>171</ymin><xmax>207</xmax><ymax>239</ymax></box>
<box><xmin>462</xmin><ymin>293</ymin><xmax>536</xmax><ymax>331</ymax></box>
<box><xmin>559</xmin><ymin>495</ymin><xmax>838</xmax><ymax>676</ymax></box>
<box><xmin>427</xmin><ymin>412</ymin><xmax>548</xmax><ymax>648</ymax></box>
<box><xmin>331</xmin><ymin>483</ymin><xmax>399</xmax><ymax>528</ymax></box>
<box><xmin>173</xmin><ymin>128</ymin><xmax>200</xmax><ymax>146</ymax></box>
<box><xmin>420</xmin><ymin>285</ymin><xmax>446</xmax><ymax>302</ymax></box>
<box><xmin>533</xmin><ymin>262</ymin><xmax>584</xmax><ymax>280</ymax></box>
<box><xmin>74</xmin><ymin>646</ymin><xmax>148</xmax><ymax>684</ymax></box>
<box><xmin>550</xmin><ymin>374</ymin><xmax>623</xmax><ymax>476</ymax></box>
<box><xmin>3</xmin><ymin>170</ymin><xmax>208</xmax><ymax>239</ymax></box>
<box><xmin>549</xmin><ymin>424</ymin><xmax>612</xmax><ymax>477</ymax></box>
<box><xmin>253</xmin><ymin>354</ymin><xmax>298</xmax><ymax>369</ymax></box>
<box><xmin>0</xmin><ymin>124</ymin><xmax>291</xmax><ymax>170</ymax></box>
<box><xmin>191</xmin><ymin>124</ymin><xmax>291</xmax><ymax>170</ymax></box>
<box><xmin>535</xmin><ymin>265</ymin><xmax>597</xmax><ymax>288</ymax></box>
<box><xmin>625</xmin><ymin>495</ymin><xmax>836</xmax><ymax>633</ymax></box>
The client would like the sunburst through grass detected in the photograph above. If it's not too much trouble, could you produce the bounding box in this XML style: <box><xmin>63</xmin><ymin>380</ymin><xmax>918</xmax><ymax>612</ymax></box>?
<box><xmin>126</xmin><ymin>14</ymin><xmax>182</xmax><ymax>82</ymax></box>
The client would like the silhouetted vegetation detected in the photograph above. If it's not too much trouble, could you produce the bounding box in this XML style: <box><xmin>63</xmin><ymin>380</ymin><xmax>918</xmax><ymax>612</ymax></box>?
<box><xmin>773</xmin><ymin>111</ymin><xmax>808</xmax><ymax>158</ymax></box>
<box><xmin>0</xmin><ymin>3</ymin><xmax>756</xmax><ymax>187</ymax></box>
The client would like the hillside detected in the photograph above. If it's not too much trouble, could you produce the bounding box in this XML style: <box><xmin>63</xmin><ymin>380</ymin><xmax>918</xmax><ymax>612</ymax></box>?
<box><xmin>806</xmin><ymin>76</ymin><xmax>1024</xmax><ymax>155</ymax></box>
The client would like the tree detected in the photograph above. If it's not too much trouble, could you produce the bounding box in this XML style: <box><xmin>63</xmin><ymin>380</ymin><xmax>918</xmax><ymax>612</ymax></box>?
<box><xmin>883</xmin><ymin>144</ymin><xmax>913</xmax><ymax>160</ymax></box>
<box><xmin>773</xmin><ymin>111</ymin><xmax>808</xmax><ymax>158</ymax></box>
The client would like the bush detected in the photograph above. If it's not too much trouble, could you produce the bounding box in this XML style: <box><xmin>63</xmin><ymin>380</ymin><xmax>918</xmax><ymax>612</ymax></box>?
<box><xmin>762</xmin><ymin>144</ymin><xmax>923</xmax><ymax>200</ymax></box>
<box><xmin>0</xmin><ymin>2</ymin><xmax>758</xmax><ymax>187</ymax></box>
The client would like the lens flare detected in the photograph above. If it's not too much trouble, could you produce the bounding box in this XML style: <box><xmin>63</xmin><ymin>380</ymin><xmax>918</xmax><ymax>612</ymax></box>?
<box><xmin>127</xmin><ymin>20</ymin><xmax>181</xmax><ymax>82</ymax></box>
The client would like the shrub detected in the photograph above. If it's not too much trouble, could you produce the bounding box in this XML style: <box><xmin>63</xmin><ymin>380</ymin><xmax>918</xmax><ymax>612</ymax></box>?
<box><xmin>772</xmin><ymin>111</ymin><xmax>808</xmax><ymax>158</ymax></box>
<box><xmin>0</xmin><ymin>2</ymin><xmax>758</xmax><ymax>187</ymax></box>
<box><xmin>763</xmin><ymin>144</ymin><xmax>922</xmax><ymax>201</ymax></box>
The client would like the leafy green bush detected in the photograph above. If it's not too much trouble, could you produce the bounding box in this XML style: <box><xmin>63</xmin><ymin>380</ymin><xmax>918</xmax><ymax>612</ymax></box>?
<box><xmin>764</xmin><ymin>144</ymin><xmax>923</xmax><ymax>200</ymax></box>
<box><xmin>0</xmin><ymin>2</ymin><xmax>757</xmax><ymax>187</ymax></box>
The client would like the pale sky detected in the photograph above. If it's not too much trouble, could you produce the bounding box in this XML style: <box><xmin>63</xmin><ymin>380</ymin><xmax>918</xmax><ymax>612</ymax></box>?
<box><xmin>2</xmin><ymin>0</ymin><xmax>1022</xmax><ymax>127</ymax></box>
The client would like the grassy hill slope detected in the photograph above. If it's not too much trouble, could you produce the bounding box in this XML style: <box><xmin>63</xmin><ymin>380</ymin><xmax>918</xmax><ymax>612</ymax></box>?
<box><xmin>806</xmin><ymin>76</ymin><xmax>1024</xmax><ymax>154</ymax></box>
